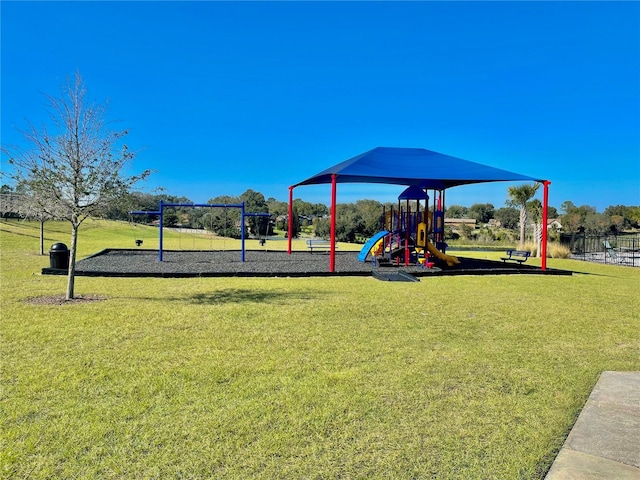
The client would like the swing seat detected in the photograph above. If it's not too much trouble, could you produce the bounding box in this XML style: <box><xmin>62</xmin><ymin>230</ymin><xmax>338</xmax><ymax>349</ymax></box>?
<box><xmin>135</xmin><ymin>239</ymin><xmax>143</xmax><ymax>247</ymax></box>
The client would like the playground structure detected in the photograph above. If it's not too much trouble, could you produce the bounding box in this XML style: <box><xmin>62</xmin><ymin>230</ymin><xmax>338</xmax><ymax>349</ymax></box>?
<box><xmin>288</xmin><ymin>147</ymin><xmax>551</xmax><ymax>273</ymax></box>
<box><xmin>357</xmin><ymin>186</ymin><xmax>459</xmax><ymax>268</ymax></box>
<box><xmin>130</xmin><ymin>200</ymin><xmax>270</xmax><ymax>262</ymax></box>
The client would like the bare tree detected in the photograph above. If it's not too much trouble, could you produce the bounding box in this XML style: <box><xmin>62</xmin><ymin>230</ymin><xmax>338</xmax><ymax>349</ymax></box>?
<box><xmin>0</xmin><ymin>189</ymin><xmax>57</xmax><ymax>255</ymax></box>
<box><xmin>0</xmin><ymin>191</ymin><xmax>20</xmax><ymax>220</ymax></box>
<box><xmin>18</xmin><ymin>193</ymin><xmax>57</xmax><ymax>255</ymax></box>
<box><xmin>3</xmin><ymin>72</ymin><xmax>150</xmax><ymax>299</ymax></box>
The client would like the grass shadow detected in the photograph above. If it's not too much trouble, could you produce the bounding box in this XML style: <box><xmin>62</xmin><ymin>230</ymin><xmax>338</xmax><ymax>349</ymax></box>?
<box><xmin>0</xmin><ymin>229</ymin><xmax>61</xmax><ymax>243</ymax></box>
<box><xmin>143</xmin><ymin>288</ymin><xmax>323</xmax><ymax>305</ymax></box>
<box><xmin>0</xmin><ymin>221</ymin><xmax>65</xmax><ymax>243</ymax></box>
<box><xmin>569</xmin><ymin>269</ymin><xmax>614</xmax><ymax>277</ymax></box>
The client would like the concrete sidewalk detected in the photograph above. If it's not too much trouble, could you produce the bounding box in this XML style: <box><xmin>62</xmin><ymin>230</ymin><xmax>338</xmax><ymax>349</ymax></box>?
<box><xmin>545</xmin><ymin>371</ymin><xmax>640</xmax><ymax>479</ymax></box>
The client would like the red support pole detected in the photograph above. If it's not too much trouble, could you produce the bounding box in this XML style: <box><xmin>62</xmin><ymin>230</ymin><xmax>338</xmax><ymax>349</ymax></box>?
<box><xmin>330</xmin><ymin>174</ymin><xmax>337</xmax><ymax>273</ymax></box>
<box><xmin>405</xmin><ymin>202</ymin><xmax>410</xmax><ymax>266</ymax></box>
<box><xmin>287</xmin><ymin>186</ymin><xmax>294</xmax><ymax>254</ymax></box>
<box><xmin>441</xmin><ymin>190</ymin><xmax>446</xmax><ymax>249</ymax></box>
<box><xmin>541</xmin><ymin>180</ymin><xmax>551</xmax><ymax>271</ymax></box>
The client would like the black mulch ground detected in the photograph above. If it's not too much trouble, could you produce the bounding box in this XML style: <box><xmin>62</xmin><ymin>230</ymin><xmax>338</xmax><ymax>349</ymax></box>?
<box><xmin>42</xmin><ymin>249</ymin><xmax>573</xmax><ymax>278</ymax></box>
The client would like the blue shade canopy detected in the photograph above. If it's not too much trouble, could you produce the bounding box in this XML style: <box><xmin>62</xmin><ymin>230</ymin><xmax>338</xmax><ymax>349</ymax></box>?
<box><xmin>293</xmin><ymin>147</ymin><xmax>546</xmax><ymax>189</ymax></box>
<box><xmin>398</xmin><ymin>185</ymin><xmax>429</xmax><ymax>200</ymax></box>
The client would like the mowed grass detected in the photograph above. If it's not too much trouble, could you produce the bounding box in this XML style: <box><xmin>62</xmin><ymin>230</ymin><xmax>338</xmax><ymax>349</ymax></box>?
<box><xmin>1</xmin><ymin>220</ymin><xmax>639</xmax><ymax>479</ymax></box>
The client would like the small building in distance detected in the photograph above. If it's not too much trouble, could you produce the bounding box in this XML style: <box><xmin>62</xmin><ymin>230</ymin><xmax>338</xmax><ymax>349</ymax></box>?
<box><xmin>444</xmin><ymin>218</ymin><xmax>477</xmax><ymax>229</ymax></box>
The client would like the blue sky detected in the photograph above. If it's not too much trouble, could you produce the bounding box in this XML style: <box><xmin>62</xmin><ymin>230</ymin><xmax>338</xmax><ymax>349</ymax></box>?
<box><xmin>2</xmin><ymin>1</ymin><xmax>639</xmax><ymax>212</ymax></box>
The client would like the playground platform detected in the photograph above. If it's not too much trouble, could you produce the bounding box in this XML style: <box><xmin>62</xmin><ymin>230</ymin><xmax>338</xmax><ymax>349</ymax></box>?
<box><xmin>42</xmin><ymin>249</ymin><xmax>573</xmax><ymax>278</ymax></box>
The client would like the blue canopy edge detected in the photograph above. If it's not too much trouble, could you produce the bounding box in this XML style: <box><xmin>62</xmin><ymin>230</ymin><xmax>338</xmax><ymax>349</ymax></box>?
<box><xmin>293</xmin><ymin>147</ymin><xmax>546</xmax><ymax>189</ymax></box>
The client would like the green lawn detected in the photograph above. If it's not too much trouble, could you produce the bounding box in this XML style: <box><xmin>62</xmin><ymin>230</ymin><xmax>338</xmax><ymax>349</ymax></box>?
<box><xmin>1</xmin><ymin>220</ymin><xmax>639</xmax><ymax>479</ymax></box>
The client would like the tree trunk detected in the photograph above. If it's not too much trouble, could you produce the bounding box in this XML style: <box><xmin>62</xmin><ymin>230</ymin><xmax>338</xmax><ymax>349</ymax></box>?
<box><xmin>535</xmin><ymin>223</ymin><xmax>542</xmax><ymax>257</ymax></box>
<box><xmin>66</xmin><ymin>221</ymin><xmax>79</xmax><ymax>300</ymax></box>
<box><xmin>40</xmin><ymin>220</ymin><xmax>45</xmax><ymax>255</ymax></box>
<box><xmin>519</xmin><ymin>206</ymin><xmax>527</xmax><ymax>250</ymax></box>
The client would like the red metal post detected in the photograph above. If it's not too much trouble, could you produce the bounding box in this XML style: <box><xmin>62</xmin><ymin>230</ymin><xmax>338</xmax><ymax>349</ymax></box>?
<box><xmin>405</xmin><ymin>202</ymin><xmax>410</xmax><ymax>266</ymax></box>
<box><xmin>287</xmin><ymin>186</ymin><xmax>293</xmax><ymax>254</ymax></box>
<box><xmin>441</xmin><ymin>190</ymin><xmax>446</xmax><ymax>250</ymax></box>
<box><xmin>330</xmin><ymin>174</ymin><xmax>337</xmax><ymax>272</ymax></box>
<box><xmin>541</xmin><ymin>181</ymin><xmax>551</xmax><ymax>271</ymax></box>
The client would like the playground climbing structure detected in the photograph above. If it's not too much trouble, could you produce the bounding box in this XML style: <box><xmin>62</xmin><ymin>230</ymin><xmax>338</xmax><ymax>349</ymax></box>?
<box><xmin>358</xmin><ymin>186</ymin><xmax>459</xmax><ymax>267</ymax></box>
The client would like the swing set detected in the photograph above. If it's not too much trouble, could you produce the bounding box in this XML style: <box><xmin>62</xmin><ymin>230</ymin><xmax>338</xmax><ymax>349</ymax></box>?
<box><xmin>130</xmin><ymin>200</ymin><xmax>270</xmax><ymax>262</ymax></box>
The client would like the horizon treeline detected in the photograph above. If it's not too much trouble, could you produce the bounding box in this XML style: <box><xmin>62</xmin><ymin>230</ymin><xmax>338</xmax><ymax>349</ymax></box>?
<box><xmin>1</xmin><ymin>184</ymin><xmax>639</xmax><ymax>242</ymax></box>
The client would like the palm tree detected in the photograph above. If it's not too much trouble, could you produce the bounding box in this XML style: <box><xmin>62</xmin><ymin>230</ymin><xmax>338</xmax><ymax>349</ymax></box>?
<box><xmin>528</xmin><ymin>199</ymin><xmax>543</xmax><ymax>257</ymax></box>
<box><xmin>507</xmin><ymin>183</ymin><xmax>540</xmax><ymax>250</ymax></box>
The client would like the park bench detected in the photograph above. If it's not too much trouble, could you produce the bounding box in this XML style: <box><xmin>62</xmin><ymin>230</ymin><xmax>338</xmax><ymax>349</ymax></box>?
<box><xmin>501</xmin><ymin>250</ymin><xmax>531</xmax><ymax>264</ymax></box>
<box><xmin>306</xmin><ymin>239</ymin><xmax>338</xmax><ymax>253</ymax></box>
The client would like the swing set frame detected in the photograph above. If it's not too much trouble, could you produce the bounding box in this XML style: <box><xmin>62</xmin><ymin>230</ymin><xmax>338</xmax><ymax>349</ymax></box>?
<box><xmin>130</xmin><ymin>200</ymin><xmax>270</xmax><ymax>262</ymax></box>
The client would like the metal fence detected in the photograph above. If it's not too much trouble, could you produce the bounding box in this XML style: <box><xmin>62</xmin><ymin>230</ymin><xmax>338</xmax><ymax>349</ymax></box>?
<box><xmin>561</xmin><ymin>233</ymin><xmax>640</xmax><ymax>267</ymax></box>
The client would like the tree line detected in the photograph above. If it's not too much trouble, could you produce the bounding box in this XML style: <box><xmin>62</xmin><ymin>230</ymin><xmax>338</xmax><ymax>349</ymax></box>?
<box><xmin>3</xmin><ymin>181</ymin><xmax>638</xmax><ymax>243</ymax></box>
<box><xmin>445</xmin><ymin>201</ymin><xmax>640</xmax><ymax>234</ymax></box>
<box><xmin>96</xmin><ymin>188</ymin><xmax>329</xmax><ymax>239</ymax></box>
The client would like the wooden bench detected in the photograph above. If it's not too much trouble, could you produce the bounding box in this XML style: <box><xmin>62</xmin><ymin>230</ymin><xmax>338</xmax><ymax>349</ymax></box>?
<box><xmin>306</xmin><ymin>239</ymin><xmax>338</xmax><ymax>253</ymax></box>
<box><xmin>501</xmin><ymin>250</ymin><xmax>531</xmax><ymax>264</ymax></box>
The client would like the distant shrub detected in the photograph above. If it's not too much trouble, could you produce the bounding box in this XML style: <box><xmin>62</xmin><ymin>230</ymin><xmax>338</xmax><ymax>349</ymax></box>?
<box><xmin>476</xmin><ymin>228</ymin><xmax>495</xmax><ymax>244</ymax></box>
<box><xmin>523</xmin><ymin>241</ymin><xmax>539</xmax><ymax>256</ymax></box>
<box><xmin>522</xmin><ymin>241</ymin><xmax>571</xmax><ymax>258</ymax></box>
<box><xmin>446</xmin><ymin>231</ymin><xmax>460</xmax><ymax>241</ymax></box>
<box><xmin>548</xmin><ymin>242</ymin><xmax>572</xmax><ymax>258</ymax></box>
<box><xmin>496</xmin><ymin>230</ymin><xmax>516</xmax><ymax>243</ymax></box>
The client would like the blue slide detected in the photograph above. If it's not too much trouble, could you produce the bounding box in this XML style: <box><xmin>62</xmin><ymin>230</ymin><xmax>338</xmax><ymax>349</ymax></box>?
<box><xmin>358</xmin><ymin>230</ymin><xmax>389</xmax><ymax>262</ymax></box>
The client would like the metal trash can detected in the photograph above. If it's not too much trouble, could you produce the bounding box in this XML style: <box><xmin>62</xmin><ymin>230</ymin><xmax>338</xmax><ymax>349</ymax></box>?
<box><xmin>49</xmin><ymin>243</ymin><xmax>70</xmax><ymax>270</ymax></box>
